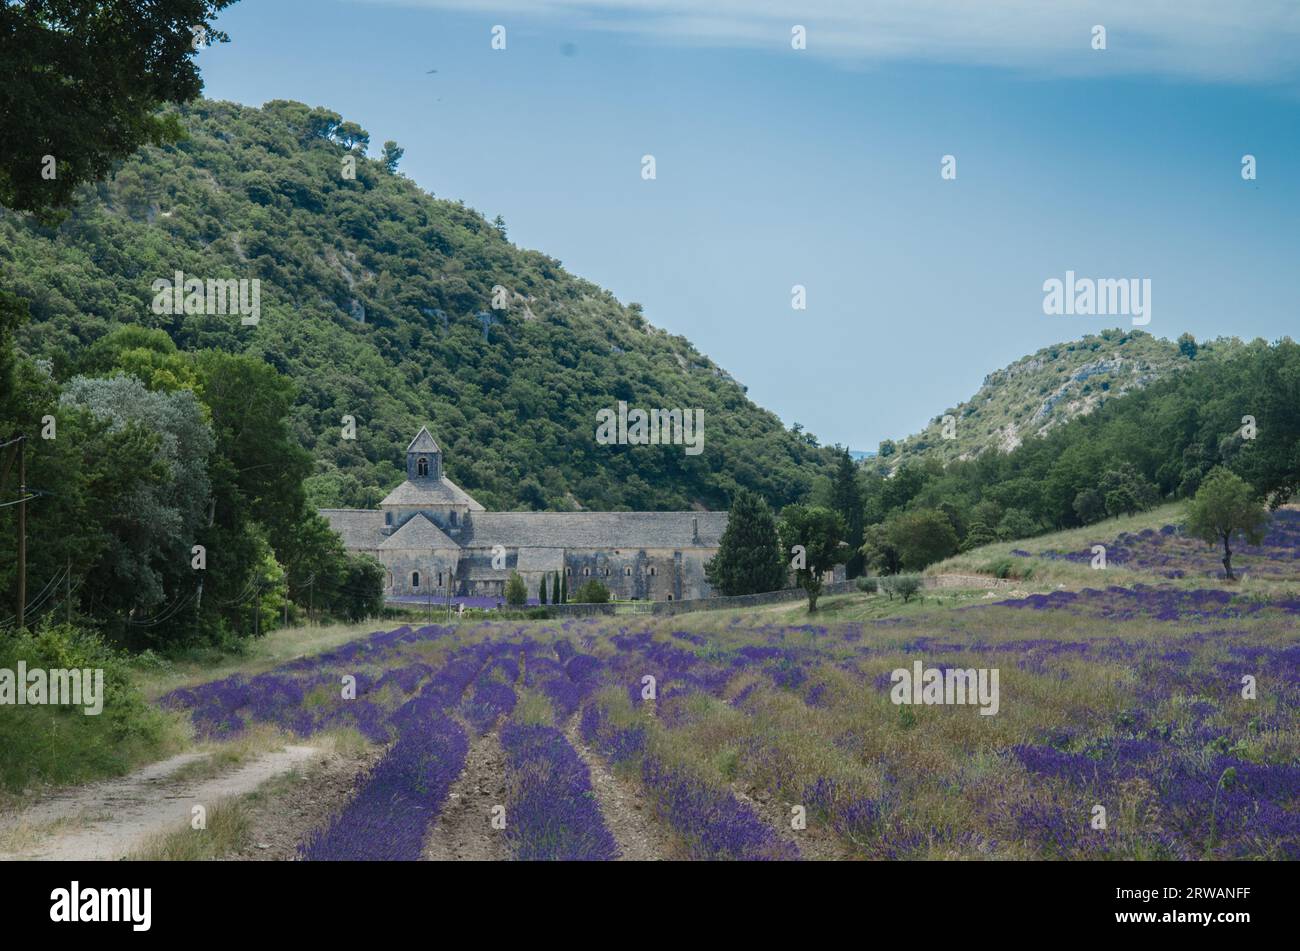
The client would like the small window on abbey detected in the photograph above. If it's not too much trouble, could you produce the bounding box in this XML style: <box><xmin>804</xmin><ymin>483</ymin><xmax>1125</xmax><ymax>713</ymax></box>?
<box><xmin>417</xmin><ymin>456</ymin><xmax>429</xmax><ymax>477</ymax></box>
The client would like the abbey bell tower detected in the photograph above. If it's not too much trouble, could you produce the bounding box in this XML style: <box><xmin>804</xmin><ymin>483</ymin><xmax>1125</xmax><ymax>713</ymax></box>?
<box><xmin>406</xmin><ymin>426</ymin><xmax>442</xmax><ymax>481</ymax></box>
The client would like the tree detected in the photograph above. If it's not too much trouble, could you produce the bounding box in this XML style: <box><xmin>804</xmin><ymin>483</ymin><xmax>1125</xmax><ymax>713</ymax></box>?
<box><xmin>1177</xmin><ymin>332</ymin><xmax>1198</xmax><ymax>360</ymax></box>
<box><xmin>335</xmin><ymin>121</ymin><xmax>370</xmax><ymax>151</ymax></box>
<box><xmin>830</xmin><ymin>449</ymin><xmax>865</xmax><ymax>577</ymax></box>
<box><xmin>1072</xmin><ymin>487</ymin><xmax>1106</xmax><ymax>525</ymax></box>
<box><xmin>704</xmin><ymin>488</ymin><xmax>786</xmax><ymax>595</ymax></box>
<box><xmin>1098</xmin><ymin>463</ymin><xmax>1159</xmax><ymax>518</ymax></box>
<box><xmin>890</xmin><ymin>509</ymin><xmax>960</xmax><ymax>571</ymax></box>
<box><xmin>1184</xmin><ymin>468</ymin><xmax>1268</xmax><ymax>580</ymax></box>
<box><xmin>778</xmin><ymin>505</ymin><xmax>845</xmax><ymax>612</ymax></box>
<box><xmin>538</xmin><ymin>575</ymin><xmax>547</xmax><ymax>604</ymax></box>
<box><xmin>960</xmin><ymin>518</ymin><xmax>997</xmax><ymax>552</ymax></box>
<box><xmin>59</xmin><ymin>375</ymin><xmax>214</xmax><ymax>636</ymax></box>
<box><xmin>560</xmin><ymin>573</ymin><xmax>568</xmax><ymax>604</ymax></box>
<box><xmin>504</xmin><ymin>571</ymin><xmax>527</xmax><ymax>606</ymax></box>
<box><xmin>381</xmin><ymin>140</ymin><xmax>404</xmax><ymax>173</ymax></box>
<box><xmin>552</xmin><ymin>573</ymin><xmax>561</xmax><ymax>604</ymax></box>
<box><xmin>0</xmin><ymin>0</ymin><xmax>237</xmax><ymax>220</ymax></box>
<box><xmin>860</xmin><ymin>523</ymin><xmax>901</xmax><ymax>575</ymax></box>
<box><xmin>995</xmin><ymin>508</ymin><xmax>1039</xmax><ymax>542</ymax></box>
<box><xmin>892</xmin><ymin>574</ymin><xmax>923</xmax><ymax>603</ymax></box>
<box><xmin>573</xmin><ymin>580</ymin><xmax>610</xmax><ymax>604</ymax></box>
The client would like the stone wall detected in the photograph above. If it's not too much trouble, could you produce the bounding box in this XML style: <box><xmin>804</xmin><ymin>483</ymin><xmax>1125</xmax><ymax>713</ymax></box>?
<box><xmin>543</xmin><ymin>580</ymin><xmax>858</xmax><ymax>617</ymax></box>
<box><xmin>552</xmin><ymin>547</ymin><xmax>717</xmax><ymax>602</ymax></box>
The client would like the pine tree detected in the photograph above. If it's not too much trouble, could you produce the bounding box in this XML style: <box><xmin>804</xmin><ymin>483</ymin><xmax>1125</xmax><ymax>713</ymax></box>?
<box><xmin>704</xmin><ymin>488</ymin><xmax>787</xmax><ymax>596</ymax></box>
<box><xmin>538</xmin><ymin>574</ymin><xmax>547</xmax><ymax>604</ymax></box>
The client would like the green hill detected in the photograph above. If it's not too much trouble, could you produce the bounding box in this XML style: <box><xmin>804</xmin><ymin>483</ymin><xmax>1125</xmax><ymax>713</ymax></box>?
<box><xmin>0</xmin><ymin>98</ymin><xmax>834</xmax><ymax>512</ymax></box>
<box><xmin>881</xmin><ymin>330</ymin><xmax>1239</xmax><ymax>470</ymax></box>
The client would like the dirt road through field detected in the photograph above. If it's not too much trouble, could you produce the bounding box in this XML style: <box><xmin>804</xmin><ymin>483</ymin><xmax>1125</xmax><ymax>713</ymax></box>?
<box><xmin>0</xmin><ymin>746</ymin><xmax>321</xmax><ymax>860</ymax></box>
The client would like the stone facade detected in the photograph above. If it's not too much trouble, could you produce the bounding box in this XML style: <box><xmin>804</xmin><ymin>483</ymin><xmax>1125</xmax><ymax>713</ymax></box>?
<box><xmin>321</xmin><ymin>427</ymin><xmax>730</xmax><ymax>601</ymax></box>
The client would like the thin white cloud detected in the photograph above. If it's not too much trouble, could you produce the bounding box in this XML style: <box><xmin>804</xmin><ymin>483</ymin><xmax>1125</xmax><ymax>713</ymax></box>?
<box><xmin>364</xmin><ymin>0</ymin><xmax>1300</xmax><ymax>84</ymax></box>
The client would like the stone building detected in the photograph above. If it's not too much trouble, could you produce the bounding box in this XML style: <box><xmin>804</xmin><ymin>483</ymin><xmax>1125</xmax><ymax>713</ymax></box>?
<box><xmin>321</xmin><ymin>427</ymin><xmax>729</xmax><ymax>601</ymax></box>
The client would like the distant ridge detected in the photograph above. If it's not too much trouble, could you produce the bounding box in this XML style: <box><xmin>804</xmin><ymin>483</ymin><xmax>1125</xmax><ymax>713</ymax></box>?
<box><xmin>877</xmin><ymin>329</ymin><xmax>1240</xmax><ymax>470</ymax></box>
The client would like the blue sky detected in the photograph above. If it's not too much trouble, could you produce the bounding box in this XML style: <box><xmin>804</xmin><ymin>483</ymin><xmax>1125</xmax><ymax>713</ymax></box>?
<box><xmin>198</xmin><ymin>1</ymin><xmax>1300</xmax><ymax>452</ymax></box>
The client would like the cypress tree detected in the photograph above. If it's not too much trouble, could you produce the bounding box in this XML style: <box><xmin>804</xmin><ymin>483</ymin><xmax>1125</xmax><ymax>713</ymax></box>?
<box><xmin>551</xmin><ymin>572</ymin><xmax>561</xmax><ymax>604</ymax></box>
<box><xmin>831</xmin><ymin>448</ymin><xmax>865</xmax><ymax>578</ymax></box>
<box><xmin>539</xmin><ymin>574</ymin><xmax>547</xmax><ymax>604</ymax></box>
<box><xmin>704</xmin><ymin>488</ymin><xmax>787</xmax><ymax>596</ymax></box>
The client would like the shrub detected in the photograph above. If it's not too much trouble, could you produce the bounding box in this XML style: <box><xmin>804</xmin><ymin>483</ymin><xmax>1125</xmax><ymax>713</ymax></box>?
<box><xmin>892</xmin><ymin>574</ymin><xmax>923</xmax><ymax>602</ymax></box>
<box><xmin>855</xmin><ymin>576</ymin><xmax>878</xmax><ymax>593</ymax></box>
<box><xmin>572</xmin><ymin>580</ymin><xmax>611</xmax><ymax>604</ymax></box>
<box><xmin>504</xmin><ymin>571</ymin><xmax>528</xmax><ymax>606</ymax></box>
<box><xmin>984</xmin><ymin>558</ymin><xmax>1011</xmax><ymax>579</ymax></box>
<box><xmin>0</xmin><ymin>622</ymin><xmax>171</xmax><ymax>792</ymax></box>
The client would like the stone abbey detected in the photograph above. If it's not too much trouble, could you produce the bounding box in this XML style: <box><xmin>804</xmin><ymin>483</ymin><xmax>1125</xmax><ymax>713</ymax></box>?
<box><xmin>321</xmin><ymin>427</ymin><xmax>727</xmax><ymax>602</ymax></box>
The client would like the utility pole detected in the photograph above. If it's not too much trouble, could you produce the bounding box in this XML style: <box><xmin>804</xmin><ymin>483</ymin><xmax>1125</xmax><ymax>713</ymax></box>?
<box><xmin>66</xmin><ymin>555</ymin><xmax>71</xmax><ymax>625</ymax></box>
<box><xmin>16</xmin><ymin>435</ymin><xmax>26</xmax><ymax>631</ymax></box>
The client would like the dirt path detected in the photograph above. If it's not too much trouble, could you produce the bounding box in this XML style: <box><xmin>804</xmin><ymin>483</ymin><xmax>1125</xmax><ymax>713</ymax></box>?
<box><xmin>233</xmin><ymin>744</ymin><xmax>385</xmax><ymax>861</ymax></box>
<box><xmin>565</xmin><ymin>716</ymin><xmax>675</xmax><ymax>861</ymax></box>
<box><xmin>731</xmin><ymin>782</ymin><xmax>843</xmax><ymax>861</ymax></box>
<box><xmin>0</xmin><ymin>746</ymin><xmax>321</xmax><ymax>860</ymax></box>
<box><xmin>423</xmin><ymin>721</ymin><xmax>509</xmax><ymax>861</ymax></box>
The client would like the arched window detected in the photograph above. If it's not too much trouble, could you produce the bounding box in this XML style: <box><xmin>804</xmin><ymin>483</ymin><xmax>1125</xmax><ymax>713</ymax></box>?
<box><xmin>386</xmin><ymin>571</ymin><xmax>393</xmax><ymax>589</ymax></box>
<box><xmin>603</xmin><ymin>568</ymin><xmax>609</xmax><ymax>577</ymax></box>
<box><xmin>411</xmin><ymin>570</ymin><xmax>421</xmax><ymax>590</ymax></box>
<box><xmin>417</xmin><ymin>457</ymin><xmax>429</xmax><ymax>477</ymax></box>
<box><xmin>625</xmin><ymin>567</ymin><xmax>632</xmax><ymax>576</ymax></box>
<box><xmin>649</xmin><ymin>567</ymin><xmax>657</xmax><ymax>576</ymax></box>
<box><xmin>583</xmin><ymin>568</ymin><xmax>589</xmax><ymax>576</ymax></box>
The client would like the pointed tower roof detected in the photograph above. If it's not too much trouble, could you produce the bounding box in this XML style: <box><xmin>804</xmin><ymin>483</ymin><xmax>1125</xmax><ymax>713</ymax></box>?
<box><xmin>406</xmin><ymin>426</ymin><xmax>440</xmax><ymax>454</ymax></box>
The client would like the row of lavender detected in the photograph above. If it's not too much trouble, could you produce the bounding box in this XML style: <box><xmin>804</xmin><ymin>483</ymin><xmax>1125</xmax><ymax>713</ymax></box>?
<box><xmin>158</xmin><ymin>580</ymin><xmax>1298</xmax><ymax>860</ymax></box>
<box><xmin>563</xmin><ymin>584</ymin><xmax>1298</xmax><ymax>860</ymax></box>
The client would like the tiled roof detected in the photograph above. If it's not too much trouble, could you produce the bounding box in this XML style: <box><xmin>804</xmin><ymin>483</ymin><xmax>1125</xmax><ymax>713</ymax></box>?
<box><xmin>406</xmin><ymin>427</ymin><xmax>440</xmax><ymax>453</ymax></box>
<box><xmin>379</xmin><ymin>476</ymin><xmax>484</xmax><ymax>510</ymax></box>
<box><xmin>379</xmin><ymin>514</ymin><xmax>459</xmax><ymax>551</ymax></box>
<box><xmin>460</xmin><ymin>512</ymin><xmax>727</xmax><ymax>549</ymax></box>
<box><xmin>517</xmin><ymin>548</ymin><xmax>565</xmax><ymax>572</ymax></box>
<box><xmin>319</xmin><ymin>509</ymin><xmax>386</xmax><ymax>550</ymax></box>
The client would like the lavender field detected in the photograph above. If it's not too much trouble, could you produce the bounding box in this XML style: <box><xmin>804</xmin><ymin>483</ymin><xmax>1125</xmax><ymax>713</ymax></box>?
<box><xmin>1026</xmin><ymin>509</ymin><xmax>1300</xmax><ymax>582</ymax></box>
<box><xmin>158</xmin><ymin>573</ymin><xmax>1300</xmax><ymax>861</ymax></box>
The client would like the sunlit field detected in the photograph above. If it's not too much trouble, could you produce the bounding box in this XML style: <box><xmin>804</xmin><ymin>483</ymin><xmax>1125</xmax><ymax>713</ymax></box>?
<box><xmin>158</xmin><ymin>581</ymin><xmax>1300</xmax><ymax>860</ymax></box>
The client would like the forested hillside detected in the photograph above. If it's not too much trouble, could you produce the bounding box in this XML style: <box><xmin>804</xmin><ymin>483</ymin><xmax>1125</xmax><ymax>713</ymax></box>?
<box><xmin>849</xmin><ymin>337</ymin><xmax>1300</xmax><ymax>574</ymax></box>
<box><xmin>0</xmin><ymin>98</ymin><xmax>835</xmax><ymax>512</ymax></box>
<box><xmin>881</xmin><ymin>330</ymin><xmax>1240</xmax><ymax>469</ymax></box>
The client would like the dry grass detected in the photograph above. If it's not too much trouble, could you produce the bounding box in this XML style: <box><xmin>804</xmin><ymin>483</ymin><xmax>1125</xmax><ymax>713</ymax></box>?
<box><xmin>128</xmin><ymin>798</ymin><xmax>252</xmax><ymax>861</ymax></box>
